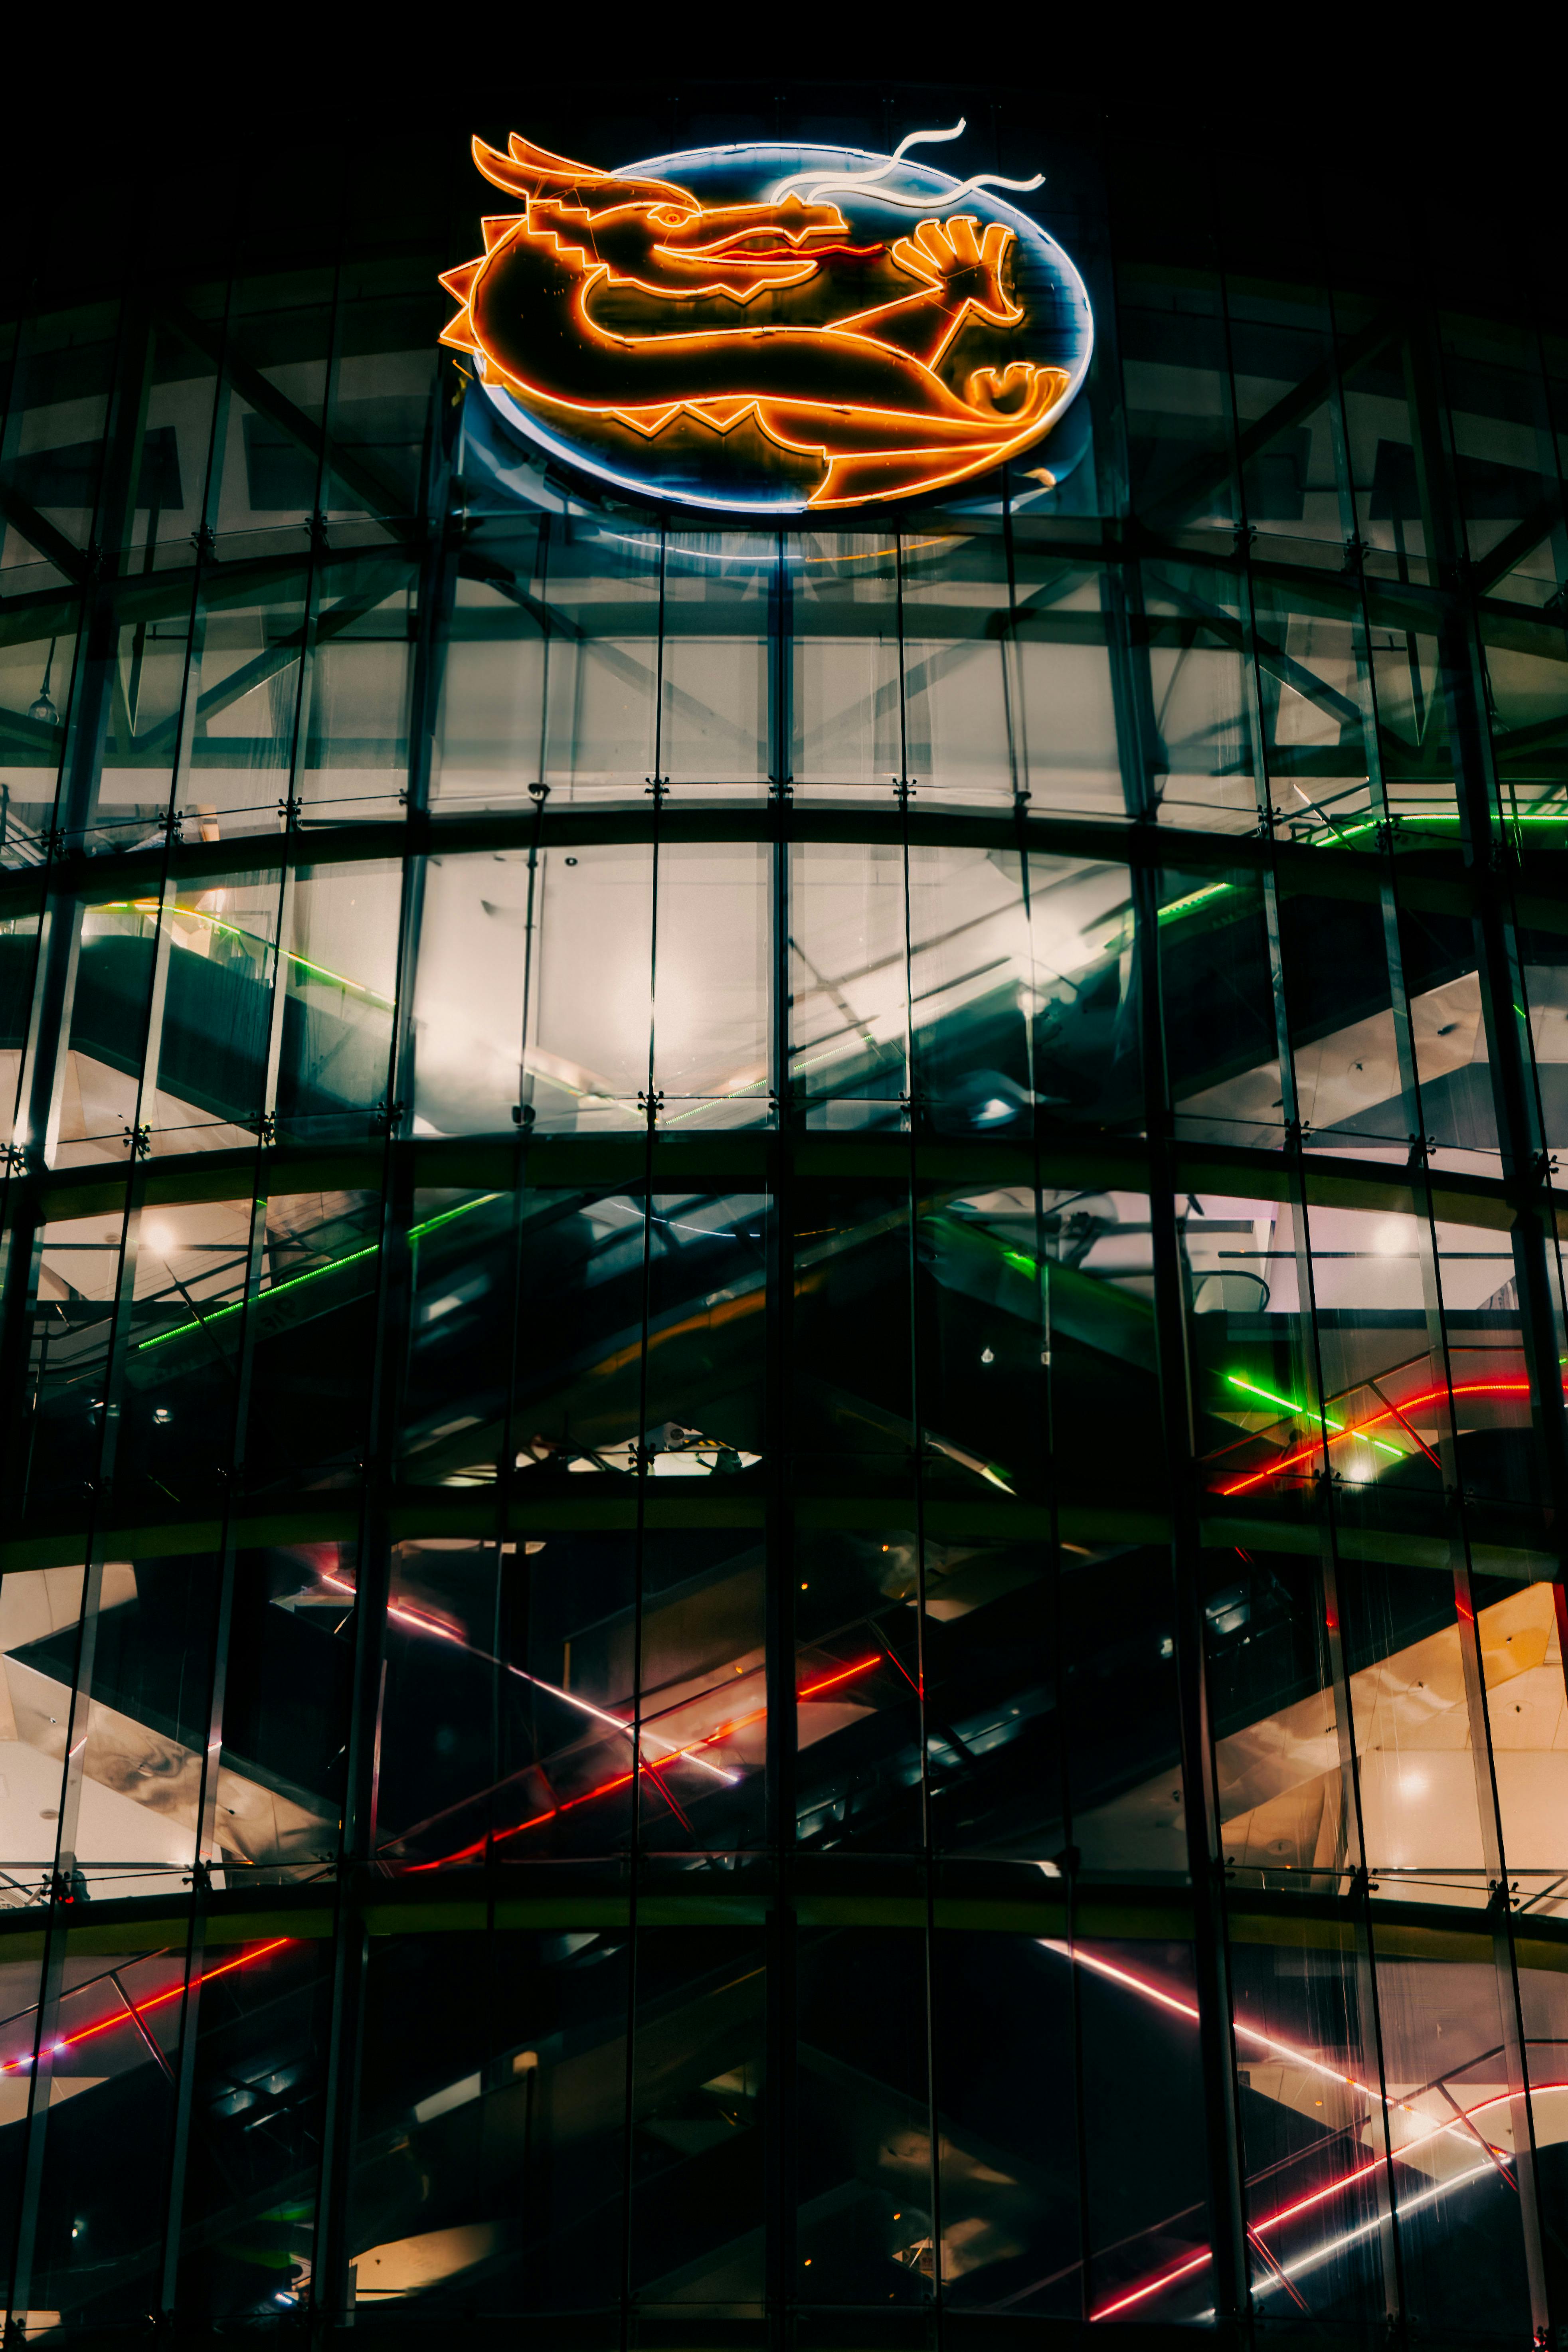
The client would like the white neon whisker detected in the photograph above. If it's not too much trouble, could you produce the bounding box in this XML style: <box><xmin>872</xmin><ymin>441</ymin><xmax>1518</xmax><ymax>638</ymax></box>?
<box><xmin>769</xmin><ymin>120</ymin><xmax>967</xmax><ymax>202</ymax></box>
<box><xmin>769</xmin><ymin>120</ymin><xmax>1044</xmax><ymax>213</ymax></box>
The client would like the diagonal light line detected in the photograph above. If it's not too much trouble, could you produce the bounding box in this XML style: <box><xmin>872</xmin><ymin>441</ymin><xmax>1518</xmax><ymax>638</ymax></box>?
<box><xmin>0</xmin><ymin>1939</ymin><xmax>291</xmax><ymax>2078</ymax></box>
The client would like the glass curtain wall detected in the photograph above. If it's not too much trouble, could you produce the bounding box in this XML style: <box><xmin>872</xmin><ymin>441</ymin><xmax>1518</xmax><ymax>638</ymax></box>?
<box><xmin>0</xmin><ymin>109</ymin><xmax>1565</xmax><ymax>2352</ymax></box>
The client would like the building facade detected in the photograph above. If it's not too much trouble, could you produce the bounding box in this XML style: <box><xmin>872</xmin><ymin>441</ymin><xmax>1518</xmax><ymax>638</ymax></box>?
<box><xmin>0</xmin><ymin>86</ymin><xmax>1566</xmax><ymax>2350</ymax></box>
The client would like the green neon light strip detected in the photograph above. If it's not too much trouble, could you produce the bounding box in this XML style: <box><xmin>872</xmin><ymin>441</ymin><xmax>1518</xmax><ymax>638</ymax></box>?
<box><xmin>1226</xmin><ymin>1372</ymin><xmax>1402</xmax><ymax>1458</ymax></box>
<box><xmin>137</xmin><ymin>1192</ymin><xmax>501</xmax><ymax>1352</ymax></box>
<box><xmin>98</xmin><ymin>901</ymin><xmax>394</xmax><ymax>1011</ymax></box>
<box><xmin>1228</xmin><ymin>1372</ymin><xmax>1341</xmax><ymax>1428</ymax></box>
<box><xmin>1157</xmin><ymin>880</ymin><xmax>1234</xmax><ymax>925</ymax></box>
<box><xmin>1149</xmin><ymin>806</ymin><xmax>1568</xmax><ymax>940</ymax></box>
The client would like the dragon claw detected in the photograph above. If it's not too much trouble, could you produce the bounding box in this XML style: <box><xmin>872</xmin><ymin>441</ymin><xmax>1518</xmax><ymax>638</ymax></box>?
<box><xmin>891</xmin><ymin>216</ymin><xmax>1022</xmax><ymax>324</ymax></box>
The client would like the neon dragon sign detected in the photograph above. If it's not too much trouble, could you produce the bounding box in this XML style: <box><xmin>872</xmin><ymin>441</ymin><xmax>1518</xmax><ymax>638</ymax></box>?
<box><xmin>440</xmin><ymin>123</ymin><xmax>1093</xmax><ymax>512</ymax></box>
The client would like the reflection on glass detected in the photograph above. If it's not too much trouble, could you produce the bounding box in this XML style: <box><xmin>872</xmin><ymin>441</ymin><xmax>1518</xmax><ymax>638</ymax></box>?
<box><xmin>276</xmin><ymin>863</ymin><xmax>399</xmax><ymax>1140</ymax></box>
<box><xmin>797</xmin><ymin>1928</ymin><xmax>931</xmax><ymax>2303</ymax></box>
<box><xmin>350</xmin><ymin>1927</ymin><xmax>629</xmax><ymax>2318</ymax></box>
<box><xmin>791</xmin><ymin>530</ymin><xmax>898</xmax><ymax>792</ymax></box>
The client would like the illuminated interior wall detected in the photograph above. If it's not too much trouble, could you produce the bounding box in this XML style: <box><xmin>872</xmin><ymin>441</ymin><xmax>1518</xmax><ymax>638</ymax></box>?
<box><xmin>0</xmin><ymin>96</ymin><xmax>1565</xmax><ymax>2350</ymax></box>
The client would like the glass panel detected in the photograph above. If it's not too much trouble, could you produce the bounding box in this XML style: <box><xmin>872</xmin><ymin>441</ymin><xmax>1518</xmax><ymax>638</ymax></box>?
<box><xmin>240</xmin><ymin>1188</ymin><xmax>382</xmax><ymax>1500</ymax></box>
<box><xmin>1441</xmin><ymin>316</ymin><xmax>1564</xmax><ymax>604</ymax></box>
<box><xmin>900</xmin><ymin>529</ymin><xmax>1014</xmax><ymax>806</ymax></box>
<box><xmin>177</xmin><ymin>564</ymin><xmax>308</xmax><ymax>840</ymax></box>
<box><xmin>526</xmin><ymin>842</ymin><xmax>654</xmax><ymax>1135</ymax></box>
<box><xmin>1519</xmin><ymin>906</ymin><xmax>1568</xmax><ymax>1156</ymax></box>
<box><xmin>299</xmin><ymin>572</ymin><xmax>415</xmax><ymax>825</ymax></box>
<box><xmin>506</xmin><ymin>1179</ymin><xmax>648</xmax><ymax>1485</ymax></box>
<box><xmin>796</xmin><ymin>1927</ymin><xmax>932</xmax><ymax>2307</ymax></box>
<box><xmin>0</xmin><ymin>623</ymin><xmax>76</xmax><ymax>868</ymax></box>
<box><xmin>1044</xmin><ymin>1932</ymin><xmax>1215</xmax><ymax>2321</ymax></box>
<box><xmin>1339</xmin><ymin>309</ymin><xmax>1434</xmax><ymax>587</ymax></box>
<box><xmin>652</xmin><ymin>842</ymin><xmax>769</xmax><ymax>1127</ymax></box>
<box><xmin>1010</xmin><ymin>554</ymin><xmax>1123</xmax><ymax>821</ymax></box>
<box><xmin>788</xmin><ymin>840</ymin><xmax>906</xmax><ymax>1126</ymax></box>
<box><xmin>1026</xmin><ymin>849</ymin><xmax>1142</xmax><ymax>1136</ymax></box>
<box><xmin>0</xmin><ymin>1566</ymin><xmax>87</xmax><ymax>1901</ymax></box>
<box><xmin>1115</xmin><ymin>261</ymin><xmax>1237</xmax><ymax>536</ymax></box>
<box><xmin>18</xmin><ymin>1941</ymin><xmax>186</xmax><ymax>2328</ymax></box>
<box><xmin>217</xmin><ymin>1545</ymin><xmax>352</xmax><ymax>1884</ymax></box>
<box><xmin>55</xmin><ymin>1551</ymin><xmax>220</xmax><ymax>1901</ymax></box>
<box><xmin>1369</xmin><ymin>1943</ymin><xmax>1534</xmax><ymax>2339</ymax></box>
<box><xmin>211</xmin><ymin>261</ymin><xmax>333</xmax><ymax>548</ymax></box>
<box><xmin>1368</xmin><ymin>608</ymin><xmax>1457</xmax><ymax>835</ymax></box>
<box><xmin>908</xmin><ymin>840</ymin><xmax>1032</xmax><ymax>1138</ymax></box>
<box><xmin>412</xmin><ymin>848</ymin><xmax>527</xmax><ymax>1137</ymax></box>
<box><xmin>1228</xmin><ymin>1929</ymin><xmax>1391</xmax><ymax>2322</ymax></box>
<box><xmin>1061</xmin><ymin>1547</ymin><xmax>1186</xmax><ymax>1878</ymax></box>
<box><xmin>54</xmin><ymin>899</ymin><xmax>156</xmax><ymax>1169</ymax></box>
<box><xmin>0</xmin><ymin>300</ymin><xmax>120</xmax><ymax>591</ymax></box>
<box><xmin>794</xmin><ymin>1518</ymin><xmax>923</xmax><ymax>1856</ymax></box>
<box><xmin>539</xmin><ymin>517</ymin><xmax>660</xmax><ymax>800</ymax></box>
<box><xmin>172</xmin><ymin>1937</ymin><xmax>331</xmax><ymax>2321</ymax></box>
<box><xmin>430</xmin><ymin>516</ymin><xmax>546</xmax><ymax>814</ymax></box>
<box><xmin>17</xmin><ymin>1206</ymin><xmax>125</xmax><ymax>1526</ymax></box>
<box><xmin>0</xmin><ymin>890</ymin><xmax>41</xmax><ymax>1145</ymax></box>
<box><xmin>144</xmin><ymin>873</ymin><xmax>281</xmax><ymax>1152</ymax></box>
<box><xmin>1163</xmin><ymin>867</ymin><xmax>1282</xmax><ymax>1150</ymax></box>
<box><xmin>631</xmin><ymin>1929</ymin><xmax>767</xmax><ymax>2310</ymax></box>
<box><xmin>933</xmin><ymin>1931</ymin><xmax>1080</xmax><ymax>2313</ymax></box>
<box><xmin>350</xmin><ymin>1926</ymin><xmax>629</xmax><ymax>2320</ymax></box>
<box><xmin>398</xmin><ymin>1186</ymin><xmax>513</xmax><ymax>1486</ymax></box>
<box><xmin>791</xmin><ymin>529</ymin><xmax>899</xmax><ymax>794</ymax></box>
<box><xmin>1227</xmin><ymin>277</ymin><xmax>1347</xmax><ymax>561</ymax></box>
<box><xmin>118</xmin><ymin>1195</ymin><xmax>252</xmax><ymax>1515</ymax></box>
<box><xmin>1254</xmin><ymin>576</ymin><xmax>1377</xmax><ymax>843</ymax></box>
<box><xmin>1144</xmin><ymin>562</ymin><xmax>1261</xmax><ymax>833</ymax></box>
<box><xmin>659</xmin><ymin>531</ymin><xmax>770</xmax><ymax>794</ymax></box>
<box><xmin>1484</xmin><ymin>621</ymin><xmax>1568</xmax><ymax>832</ymax></box>
<box><xmin>276</xmin><ymin>861</ymin><xmax>399</xmax><ymax>1142</ymax></box>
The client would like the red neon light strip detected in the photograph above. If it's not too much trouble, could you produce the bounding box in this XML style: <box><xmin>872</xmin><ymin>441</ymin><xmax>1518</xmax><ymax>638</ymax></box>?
<box><xmin>1218</xmin><ymin>1378</ymin><xmax>1546</xmax><ymax>1498</ymax></box>
<box><xmin>1091</xmin><ymin>2247</ymin><xmax>1212</xmax><ymax>2319</ymax></box>
<box><xmin>324</xmin><ymin>1571</ymin><xmax>740</xmax><ymax>1786</ymax></box>
<box><xmin>404</xmin><ymin>1655</ymin><xmax>882</xmax><ymax>1872</ymax></box>
<box><xmin>1056</xmin><ymin>1940</ymin><xmax>1534</xmax><ymax>2321</ymax></box>
<box><xmin>1047</xmin><ymin>1941</ymin><xmax>1503</xmax><ymax>2154</ymax></box>
<box><xmin>1</xmin><ymin>1937</ymin><xmax>292</xmax><ymax>2079</ymax></box>
<box><xmin>1248</xmin><ymin>2157</ymin><xmax>1382</xmax><ymax>2234</ymax></box>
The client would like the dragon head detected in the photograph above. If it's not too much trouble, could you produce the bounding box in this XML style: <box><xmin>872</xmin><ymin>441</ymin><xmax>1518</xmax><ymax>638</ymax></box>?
<box><xmin>474</xmin><ymin>136</ymin><xmax>858</xmax><ymax>300</ymax></box>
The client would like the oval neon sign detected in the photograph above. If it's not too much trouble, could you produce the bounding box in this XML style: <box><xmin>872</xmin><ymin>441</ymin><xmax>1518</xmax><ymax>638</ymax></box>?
<box><xmin>440</xmin><ymin>125</ymin><xmax>1093</xmax><ymax>513</ymax></box>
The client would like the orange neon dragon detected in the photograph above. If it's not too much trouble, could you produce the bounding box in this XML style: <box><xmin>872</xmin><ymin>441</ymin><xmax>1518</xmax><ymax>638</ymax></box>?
<box><xmin>439</xmin><ymin>134</ymin><xmax>1076</xmax><ymax>507</ymax></box>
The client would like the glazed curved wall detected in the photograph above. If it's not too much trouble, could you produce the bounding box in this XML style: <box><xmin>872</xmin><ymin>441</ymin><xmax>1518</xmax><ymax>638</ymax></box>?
<box><xmin>0</xmin><ymin>99</ymin><xmax>1567</xmax><ymax>2350</ymax></box>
